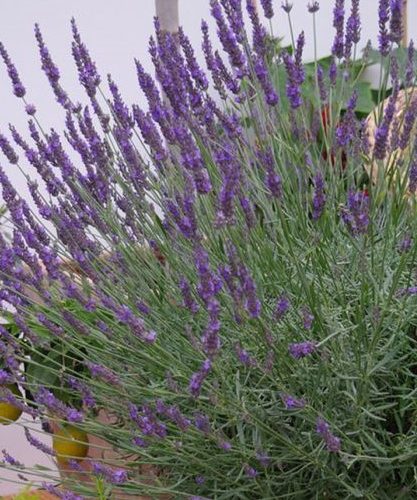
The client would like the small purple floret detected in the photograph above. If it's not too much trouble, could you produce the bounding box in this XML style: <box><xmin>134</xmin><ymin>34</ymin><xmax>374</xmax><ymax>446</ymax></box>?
<box><xmin>289</xmin><ymin>341</ymin><xmax>316</xmax><ymax>359</ymax></box>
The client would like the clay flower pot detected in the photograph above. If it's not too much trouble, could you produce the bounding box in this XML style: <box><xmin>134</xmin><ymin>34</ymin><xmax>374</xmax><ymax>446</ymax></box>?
<box><xmin>3</xmin><ymin>491</ymin><xmax>57</xmax><ymax>500</ymax></box>
<box><xmin>50</xmin><ymin>410</ymin><xmax>163</xmax><ymax>500</ymax></box>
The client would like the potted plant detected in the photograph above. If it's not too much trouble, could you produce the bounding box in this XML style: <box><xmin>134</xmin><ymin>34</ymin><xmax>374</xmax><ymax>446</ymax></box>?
<box><xmin>1</xmin><ymin>1</ymin><xmax>417</xmax><ymax>498</ymax></box>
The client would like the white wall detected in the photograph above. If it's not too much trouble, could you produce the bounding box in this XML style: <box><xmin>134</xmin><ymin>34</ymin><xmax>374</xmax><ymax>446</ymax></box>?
<box><xmin>0</xmin><ymin>1</ymin><xmax>415</xmax><ymax>215</ymax></box>
<box><xmin>0</xmin><ymin>0</ymin><xmax>415</xmax><ymax>494</ymax></box>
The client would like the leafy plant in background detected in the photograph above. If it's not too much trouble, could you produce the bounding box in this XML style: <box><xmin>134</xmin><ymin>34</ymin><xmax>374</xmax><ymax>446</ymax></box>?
<box><xmin>0</xmin><ymin>0</ymin><xmax>417</xmax><ymax>498</ymax></box>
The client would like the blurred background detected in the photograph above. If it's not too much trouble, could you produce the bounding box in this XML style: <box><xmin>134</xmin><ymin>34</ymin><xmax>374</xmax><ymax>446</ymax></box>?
<box><xmin>0</xmin><ymin>0</ymin><xmax>414</xmax><ymax>494</ymax></box>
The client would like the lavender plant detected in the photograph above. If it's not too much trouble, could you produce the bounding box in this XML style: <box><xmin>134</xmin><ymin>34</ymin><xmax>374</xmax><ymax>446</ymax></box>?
<box><xmin>1</xmin><ymin>1</ymin><xmax>417</xmax><ymax>498</ymax></box>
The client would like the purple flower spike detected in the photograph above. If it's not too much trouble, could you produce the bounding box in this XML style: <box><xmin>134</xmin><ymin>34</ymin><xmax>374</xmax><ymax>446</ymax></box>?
<box><xmin>210</xmin><ymin>0</ymin><xmax>246</xmax><ymax>70</ymax></box>
<box><xmin>389</xmin><ymin>0</ymin><xmax>403</xmax><ymax>44</ymax></box>
<box><xmin>92</xmin><ymin>462</ymin><xmax>128</xmax><ymax>484</ymax></box>
<box><xmin>256</xmin><ymin>450</ymin><xmax>271</xmax><ymax>467</ymax></box>
<box><xmin>308</xmin><ymin>2</ymin><xmax>320</xmax><ymax>13</ymax></box>
<box><xmin>280</xmin><ymin>393</ymin><xmax>306</xmax><ymax>409</ymax></box>
<box><xmin>0</xmin><ymin>133</ymin><xmax>19</xmax><ymax>164</ymax></box>
<box><xmin>24</xmin><ymin>428</ymin><xmax>55</xmax><ymax>456</ymax></box>
<box><xmin>244</xmin><ymin>464</ymin><xmax>258</xmax><ymax>478</ymax></box>
<box><xmin>405</xmin><ymin>40</ymin><xmax>414</xmax><ymax>87</ymax></box>
<box><xmin>312</xmin><ymin>173</ymin><xmax>326</xmax><ymax>221</ymax></box>
<box><xmin>0</xmin><ymin>42</ymin><xmax>26</xmax><ymax>97</ymax></box>
<box><xmin>398</xmin><ymin>234</ymin><xmax>412</xmax><ymax>253</ymax></box>
<box><xmin>71</xmin><ymin>18</ymin><xmax>101</xmax><ymax>98</ymax></box>
<box><xmin>189</xmin><ymin>359</ymin><xmax>212</xmax><ymax>397</ymax></box>
<box><xmin>260</xmin><ymin>0</ymin><xmax>274</xmax><ymax>19</ymax></box>
<box><xmin>42</xmin><ymin>484</ymin><xmax>83</xmax><ymax>500</ymax></box>
<box><xmin>0</xmin><ymin>370</ymin><xmax>13</xmax><ymax>385</ymax></box>
<box><xmin>288</xmin><ymin>341</ymin><xmax>316</xmax><ymax>359</ymax></box>
<box><xmin>219</xmin><ymin>440</ymin><xmax>232</xmax><ymax>451</ymax></box>
<box><xmin>275</xmin><ymin>295</ymin><xmax>290</xmax><ymax>320</ymax></box>
<box><xmin>25</xmin><ymin>103</ymin><xmax>37</xmax><ymax>115</ymax></box>
<box><xmin>282</xmin><ymin>33</ymin><xmax>305</xmax><ymax>109</ymax></box>
<box><xmin>332</xmin><ymin>0</ymin><xmax>345</xmax><ymax>59</ymax></box>
<box><xmin>85</xmin><ymin>362</ymin><xmax>121</xmax><ymax>386</ymax></box>
<box><xmin>345</xmin><ymin>0</ymin><xmax>361</xmax><ymax>59</ymax></box>
<box><xmin>316</xmin><ymin>417</ymin><xmax>341</xmax><ymax>453</ymax></box>
<box><xmin>2</xmin><ymin>449</ymin><xmax>23</xmax><ymax>467</ymax></box>
<box><xmin>34</xmin><ymin>24</ymin><xmax>70</xmax><ymax>108</ymax></box>
<box><xmin>302</xmin><ymin>308</ymin><xmax>314</xmax><ymax>329</ymax></box>
<box><xmin>378</xmin><ymin>0</ymin><xmax>391</xmax><ymax>57</ymax></box>
<box><xmin>235</xmin><ymin>343</ymin><xmax>256</xmax><ymax>367</ymax></box>
<box><xmin>340</xmin><ymin>189</ymin><xmax>370</xmax><ymax>236</ymax></box>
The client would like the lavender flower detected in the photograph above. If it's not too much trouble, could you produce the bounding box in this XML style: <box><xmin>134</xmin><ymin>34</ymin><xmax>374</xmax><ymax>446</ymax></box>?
<box><xmin>409</xmin><ymin>154</ymin><xmax>417</xmax><ymax>194</ymax></box>
<box><xmin>24</xmin><ymin>428</ymin><xmax>55</xmax><ymax>456</ymax></box>
<box><xmin>85</xmin><ymin>362</ymin><xmax>121</xmax><ymax>386</ymax></box>
<box><xmin>219</xmin><ymin>440</ymin><xmax>232</xmax><ymax>451</ymax></box>
<box><xmin>275</xmin><ymin>295</ymin><xmax>290</xmax><ymax>320</ymax></box>
<box><xmin>308</xmin><ymin>2</ymin><xmax>320</xmax><ymax>13</ymax></box>
<box><xmin>289</xmin><ymin>341</ymin><xmax>316</xmax><ymax>359</ymax></box>
<box><xmin>189</xmin><ymin>359</ymin><xmax>212</xmax><ymax>397</ymax></box>
<box><xmin>155</xmin><ymin>400</ymin><xmax>191</xmax><ymax>431</ymax></box>
<box><xmin>340</xmin><ymin>189</ymin><xmax>370</xmax><ymax>236</ymax></box>
<box><xmin>0</xmin><ymin>369</ymin><xmax>13</xmax><ymax>385</ymax></box>
<box><xmin>332</xmin><ymin>0</ymin><xmax>345</xmax><ymax>59</ymax></box>
<box><xmin>312</xmin><ymin>173</ymin><xmax>326</xmax><ymax>220</ymax></box>
<box><xmin>42</xmin><ymin>483</ymin><xmax>84</xmax><ymax>500</ymax></box>
<box><xmin>283</xmin><ymin>54</ymin><xmax>302</xmax><ymax>109</ymax></box>
<box><xmin>34</xmin><ymin>24</ymin><xmax>70</xmax><ymax>108</ymax></box>
<box><xmin>302</xmin><ymin>308</ymin><xmax>314</xmax><ymax>329</ymax></box>
<box><xmin>244</xmin><ymin>464</ymin><xmax>258</xmax><ymax>478</ymax></box>
<box><xmin>129</xmin><ymin>403</ymin><xmax>167</xmax><ymax>439</ymax></box>
<box><xmin>25</xmin><ymin>103</ymin><xmax>37</xmax><ymax>115</ymax></box>
<box><xmin>194</xmin><ymin>412</ymin><xmax>211</xmax><ymax>434</ymax></box>
<box><xmin>235</xmin><ymin>343</ymin><xmax>256</xmax><ymax>367</ymax></box>
<box><xmin>71</xmin><ymin>18</ymin><xmax>101</xmax><ymax>97</ymax></box>
<box><xmin>316</xmin><ymin>65</ymin><xmax>327</xmax><ymax>102</ymax></box>
<box><xmin>210</xmin><ymin>0</ymin><xmax>246</xmax><ymax>70</ymax></box>
<box><xmin>378</xmin><ymin>0</ymin><xmax>391</xmax><ymax>57</ymax></box>
<box><xmin>389</xmin><ymin>0</ymin><xmax>403</xmax><ymax>43</ymax></box>
<box><xmin>254</xmin><ymin>57</ymin><xmax>279</xmax><ymax>106</ymax></box>
<box><xmin>316</xmin><ymin>417</ymin><xmax>341</xmax><ymax>452</ymax></box>
<box><xmin>335</xmin><ymin>91</ymin><xmax>357</xmax><ymax>147</ymax></box>
<box><xmin>0</xmin><ymin>133</ymin><xmax>19</xmax><ymax>164</ymax></box>
<box><xmin>92</xmin><ymin>462</ymin><xmax>128</xmax><ymax>484</ymax></box>
<box><xmin>397</xmin><ymin>286</ymin><xmax>417</xmax><ymax>297</ymax></box>
<box><xmin>398</xmin><ymin>234</ymin><xmax>412</xmax><ymax>253</ymax></box>
<box><xmin>280</xmin><ymin>393</ymin><xmax>306</xmax><ymax>409</ymax></box>
<box><xmin>399</xmin><ymin>96</ymin><xmax>417</xmax><ymax>150</ymax></box>
<box><xmin>256</xmin><ymin>450</ymin><xmax>271</xmax><ymax>467</ymax></box>
<box><xmin>35</xmin><ymin>387</ymin><xmax>83</xmax><ymax>423</ymax></box>
<box><xmin>405</xmin><ymin>40</ymin><xmax>415</xmax><ymax>87</ymax></box>
<box><xmin>247</xmin><ymin>0</ymin><xmax>268</xmax><ymax>58</ymax></box>
<box><xmin>282</xmin><ymin>33</ymin><xmax>305</xmax><ymax>109</ymax></box>
<box><xmin>329</xmin><ymin>57</ymin><xmax>337</xmax><ymax>85</ymax></box>
<box><xmin>133</xmin><ymin>436</ymin><xmax>148</xmax><ymax>448</ymax></box>
<box><xmin>2</xmin><ymin>449</ymin><xmax>23</xmax><ymax>467</ymax></box>
<box><xmin>195</xmin><ymin>246</ymin><xmax>222</xmax><ymax>304</ymax></box>
<box><xmin>0</xmin><ymin>42</ymin><xmax>26</xmax><ymax>97</ymax></box>
<box><xmin>345</xmin><ymin>0</ymin><xmax>361</xmax><ymax>59</ymax></box>
<box><xmin>260</xmin><ymin>0</ymin><xmax>274</xmax><ymax>19</ymax></box>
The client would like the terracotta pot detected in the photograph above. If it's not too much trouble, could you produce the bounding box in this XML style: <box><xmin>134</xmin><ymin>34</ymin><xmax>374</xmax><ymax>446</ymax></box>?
<box><xmin>50</xmin><ymin>410</ymin><xmax>164</xmax><ymax>500</ymax></box>
<box><xmin>2</xmin><ymin>491</ymin><xmax>57</xmax><ymax>500</ymax></box>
